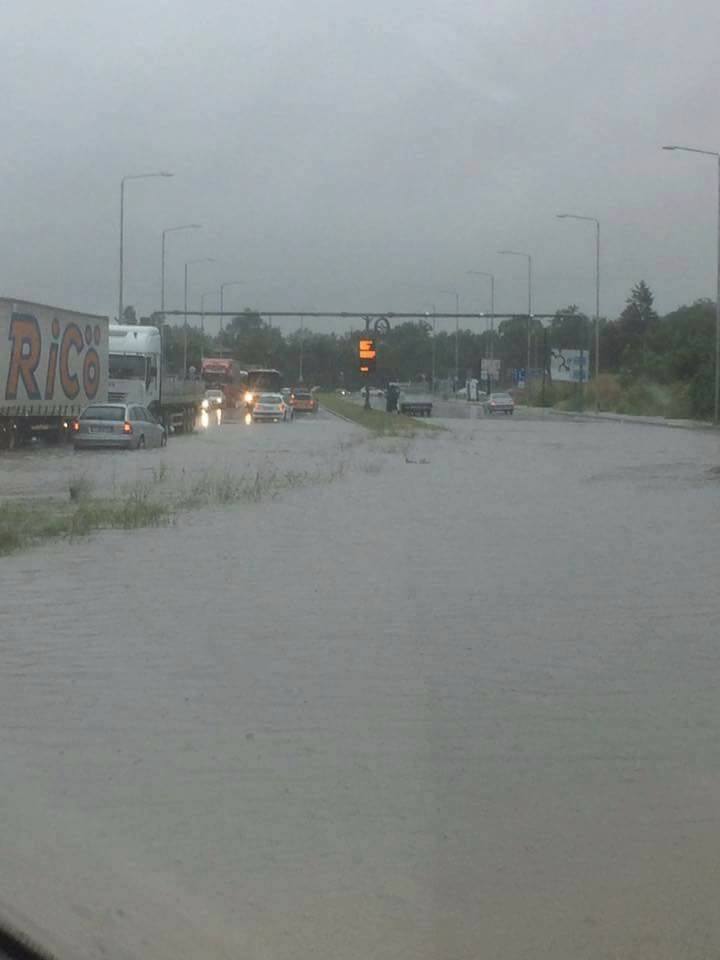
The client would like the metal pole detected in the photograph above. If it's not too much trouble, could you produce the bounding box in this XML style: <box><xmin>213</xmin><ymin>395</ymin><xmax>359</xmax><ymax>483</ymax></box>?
<box><xmin>595</xmin><ymin>219</ymin><xmax>600</xmax><ymax>413</ymax></box>
<box><xmin>219</xmin><ymin>281</ymin><xmax>243</xmax><ymax>332</ymax></box>
<box><xmin>160</xmin><ymin>229</ymin><xmax>166</xmax><ymax>314</ymax></box>
<box><xmin>119</xmin><ymin>171</ymin><xmax>173</xmax><ymax>323</ymax></box>
<box><xmin>527</xmin><ymin>255</ymin><xmax>533</xmax><ymax>389</ymax></box>
<box><xmin>161</xmin><ymin>224</ymin><xmax>201</xmax><ymax>316</ymax></box>
<box><xmin>299</xmin><ymin>315</ymin><xmax>304</xmax><ymax>383</ymax></box>
<box><xmin>662</xmin><ymin>145</ymin><xmax>720</xmax><ymax>423</ymax></box>
<box><xmin>454</xmin><ymin>292</ymin><xmax>459</xmax><ymax>387</ymax></box>
<box><xmin>431</xmin><ymin>308</ymin><xmax>437</xmax><ymax>390</ymax></box>
<box><xmin>118</xmin><ymin>178</ymin><xmax>125</xmax><ymax>322</ymax></box>
<box><xmin>183</xmin><ymin>262</ymin><xmax>188</xmax><ymax>375</ymax></box>
<box><xmin>489</xmin><ymin>274</ymin><xmax>495</xmax><ymax>362</ymax></box>
<box><xmin>716</xmin><ymin>156</ymin><xmax>720</xmax><ymax>425</ymax></box>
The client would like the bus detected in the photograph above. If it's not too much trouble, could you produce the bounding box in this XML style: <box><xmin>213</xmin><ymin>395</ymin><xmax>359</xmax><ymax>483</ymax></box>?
<box><xmin>200</xmin><ymin>358</ymin><xmax>248</xmax><ymax>409</ymax></box>
<box><xmin>244</xmin><ymin>368</ymin><xmax>282</xmax><ymax>406</ymax></box>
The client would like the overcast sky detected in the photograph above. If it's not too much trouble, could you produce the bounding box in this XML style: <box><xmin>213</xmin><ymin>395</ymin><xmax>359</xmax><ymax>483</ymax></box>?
<box><xmin>3</xmin><ymin>0</ymin><xmax>720</xmax><ymax>335</ymax></box>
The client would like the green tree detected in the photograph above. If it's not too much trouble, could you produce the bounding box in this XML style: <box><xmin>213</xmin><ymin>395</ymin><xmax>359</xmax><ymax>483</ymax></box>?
<box><xmin>549</xmin><ymin>305</ymin><xmax>591</xmax><ymax>350</ymax></box>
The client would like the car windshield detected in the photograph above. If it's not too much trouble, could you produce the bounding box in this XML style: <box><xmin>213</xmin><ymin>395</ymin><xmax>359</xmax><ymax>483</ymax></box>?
<box><xmin>80</xmin><ymin>405</ymin><xmax>126</xmax><ymax>421</ymax></box>
<box><xmin>6</xmin><ymin>5</ymin><xmax>720</xmax><ymax>960</ymax></box>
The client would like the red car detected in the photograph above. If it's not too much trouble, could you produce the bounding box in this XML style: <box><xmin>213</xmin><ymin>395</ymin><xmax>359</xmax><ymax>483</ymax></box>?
<box><xmin>290</xmin><ymin>388</ymin><xmax>318</xmax><ymax>413</ymax></box>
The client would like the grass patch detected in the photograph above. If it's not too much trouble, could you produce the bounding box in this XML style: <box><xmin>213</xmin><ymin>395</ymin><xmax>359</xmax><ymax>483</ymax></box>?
<box><xmin>523</xmin><ymin>374</ymin><xmax>695</xmax><ymax>419</ymax></box>
<box><xmin>175</xmin><ymin>461</ymin><xmax>349</xmax><ymax>510</ymax></box>
<box><xmin>1</xmin><ymin>452</ymin><xmax>354</xmax><ymax>557</ymax></box>
<box><xmin>0</xmin><ymin>494</ymin><xmax>173</xmax><ymax>556</ymax></box>
<box><xmin>319</xmin><ymin>392</ymin><xmax>442</xmax><ymax>435</ymax></box>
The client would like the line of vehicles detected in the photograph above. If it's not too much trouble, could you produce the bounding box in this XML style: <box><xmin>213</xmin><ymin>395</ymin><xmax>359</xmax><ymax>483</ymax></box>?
<box><xmin>352</xmin><ymin>383</ymin><xmax>515</xmax><ymax>417</ymax></box>
<box><xmin>0</xmin><ymin>298</ymin><xmax>318</xmax><ymax>451</ymax></box>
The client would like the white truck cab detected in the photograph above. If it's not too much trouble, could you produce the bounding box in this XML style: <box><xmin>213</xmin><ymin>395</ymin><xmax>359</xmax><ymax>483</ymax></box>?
<box><xmin>108</xmin><ymin>324</ymin><xmax>202</xmax><ymax>432</ymax></box>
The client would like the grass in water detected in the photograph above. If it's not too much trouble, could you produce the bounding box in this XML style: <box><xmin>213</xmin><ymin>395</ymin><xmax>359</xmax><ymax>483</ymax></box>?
<box><xmin>318</xmin><ymin>392</ymin><xmax>442</xmax><ymax>435</ymax></box>
<box><xmin>1</xmin><ymin>452</ymin><xmax>355</xmax><ymax>558</ymax></box>
<box><xmin>0</xmin><ymin>495</ymin><xmax>173</xmax><ymax>556</ymax></box>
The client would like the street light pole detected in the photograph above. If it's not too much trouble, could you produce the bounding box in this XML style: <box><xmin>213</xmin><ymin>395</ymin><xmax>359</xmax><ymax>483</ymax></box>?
<box><xmin>423</xmin><ymin>305</ymin><xmax>437</xmax><ymax>390</ymax></box>
<box><xmin>440</xmin><ymin>289</ymin><xmax>460</xmax><ymax>386</ymax></box>
<box><xmin>184</xmin><ymin>258</ymin><xmax>215</xmax><ymax>374</ymax></box>
<box><xmin>499</xmin><ymin>250</ymin><xmax>533</xmax><ymax>387</ymax></box>
<box><xmin>161</xmin><ymin>223</ymin><xmax>201</xmax><ymax>314</ymax></box>
<box><xmin>200</xmin><ymin>291</ymin><xmax>217</xmax><ymax>335</ymax></box>
<box><xmin>663</xmin><ymin>144</ymin><xmax>720</xmax><ymax>425</ymax></box>
<box><xmin>556</xmin><ymin>214</ymin><xmax>601</xmax><ymax>412</ymax></box>
<box><xmin>219</xmin><ymin>281</ymin><xmax>244</xmax><ymax>332</ymax></box>
<box><xmin>468</xmin><ymin>270</ymin><xmax>496</xmax><ymax>388</ymax></box>
<box><xmin>119</xmin><ymin>171</ymin><xmax>173</xmax><ymax>322</ymax></box>
<box><xmin>200</xmin><ymin>291</ymin><xmax>216</xmax><ymax>363</ymax></box>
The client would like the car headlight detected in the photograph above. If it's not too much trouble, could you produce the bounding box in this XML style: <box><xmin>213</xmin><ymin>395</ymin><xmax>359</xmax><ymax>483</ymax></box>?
<box><xmin>201</xmin><ymin>398</ymin><xmax>209</xmax><ymax>410</ymax></box>
<box><xmin>244</xmin><ymin>392</ymin><xmax>253</xmax><ymax>403</ymax></box>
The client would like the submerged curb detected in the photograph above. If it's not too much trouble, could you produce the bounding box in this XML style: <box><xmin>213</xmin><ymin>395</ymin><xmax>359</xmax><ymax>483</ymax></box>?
<box><xmin>522</xmin><ymin>406</ymin><xmax>716</xmax><ymax>432</ymax></box>
<box><xmin>318</xmin><ymin>404</ymin><xmax>359</xmax><ymax>425</ymax></box>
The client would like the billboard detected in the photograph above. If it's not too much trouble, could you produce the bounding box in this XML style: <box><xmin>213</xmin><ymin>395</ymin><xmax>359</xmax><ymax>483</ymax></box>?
<box><xmin>481</xmin><ymin>358</ymin><xmax>501</xmax><ymax>380</ymax></box>
<box><xmin>549</xmin><ymin>348</ymin><xmax>589</xmax><ymax>383</ymax></box>
<box><xmin>1</xmin><ymin>299</ymin><xmax>109</xmax><ymax>416</ymax></box>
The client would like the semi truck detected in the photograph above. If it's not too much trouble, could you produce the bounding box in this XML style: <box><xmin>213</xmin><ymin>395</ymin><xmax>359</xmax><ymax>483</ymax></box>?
<box><xmin>0</xmin><ymin>303</ymin><xmax>205</xmax><ymax>449</ymax></box>
<box><xmin>108</xmin><ymin>324</ymin><xmax>204</xmax><ymax>433</ymax></box>
<box><xmin>0</xmin><ymin>298</ymin><xmax>109</xmax><ymax>449</ymax></box>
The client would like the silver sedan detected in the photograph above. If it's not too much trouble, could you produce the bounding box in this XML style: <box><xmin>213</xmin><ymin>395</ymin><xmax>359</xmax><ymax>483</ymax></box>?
<box><xmin>72</xmin><ymin>403</ymin><xmax>167</xmax><ymax>450</ymax></box>
<box><xmin>484</xmin><ymin>392</ymin><xmax>515</xmax><ymax>415</ymax></box>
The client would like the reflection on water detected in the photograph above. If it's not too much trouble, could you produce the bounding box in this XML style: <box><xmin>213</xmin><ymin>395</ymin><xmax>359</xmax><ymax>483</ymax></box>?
<box><xmin>199</xmin><ymin>408</ymin><xmax>222</xmax><ymax>430</ymax></box>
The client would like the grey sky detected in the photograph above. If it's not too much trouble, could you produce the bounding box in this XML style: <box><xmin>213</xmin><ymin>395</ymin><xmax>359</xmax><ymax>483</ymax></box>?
<box><xmin>3</xmin><ymin>0</ymin><xmax>720</xmax><ymax>335</ymax></box>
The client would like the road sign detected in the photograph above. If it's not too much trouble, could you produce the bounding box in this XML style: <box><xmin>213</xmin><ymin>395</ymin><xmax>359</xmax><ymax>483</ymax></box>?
<box><xmin>550</xmin><ymin>349</ymin><xmax>587</xmax><ymax>383</ymax></box>
<box><xmin>359</xmin><ymin>337</ymin><xmax>376</xmax><ymax>375</ymax></box>
<box><xmin>481</xmin><ymin>358</ymin><xmax>501</xmax><ymax>380</ymax></box>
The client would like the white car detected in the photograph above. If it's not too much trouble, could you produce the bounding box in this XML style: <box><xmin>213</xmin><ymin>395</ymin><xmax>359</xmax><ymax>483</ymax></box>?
<box><xmin>202</xmin><ymin>389</ymin><xmax>225</xmax><ymax>410</ymax></box>
<box><xmin>251</xmin><ymin>393</ymin><xmax>294</xmax><ymax>422</ymax></box>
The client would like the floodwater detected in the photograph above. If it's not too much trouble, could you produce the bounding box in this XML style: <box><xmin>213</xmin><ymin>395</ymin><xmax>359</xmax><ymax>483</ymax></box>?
<box><xmin>2</xmin><ymin>412</ymin><xmax>720</xmax><ymax>959</ymax></box>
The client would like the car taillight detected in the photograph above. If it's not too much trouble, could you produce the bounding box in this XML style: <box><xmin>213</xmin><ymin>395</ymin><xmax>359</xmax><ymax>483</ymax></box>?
<box><xmin>123</xmin><ymin>421</ymin><xmax>133</xmax><ymax>434</ymax></box>
<box><xmin>71</xmin><ymin>420</ymin><xmax>80</xmax><ymax>432</ymax></box>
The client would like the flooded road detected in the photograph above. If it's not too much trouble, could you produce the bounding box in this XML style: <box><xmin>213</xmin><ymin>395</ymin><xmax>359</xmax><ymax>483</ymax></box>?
<box><xmin>2</xmin><ymin>413</ymin><xmax>720</xmax><ymax>959</ymax></box>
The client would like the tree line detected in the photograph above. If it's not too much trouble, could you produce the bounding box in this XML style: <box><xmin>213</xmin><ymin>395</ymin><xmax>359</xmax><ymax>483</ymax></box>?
<box><xmin>147</xmin><ymin>281</ymin><xmax>717</xmax><ymax>417</ymax></box>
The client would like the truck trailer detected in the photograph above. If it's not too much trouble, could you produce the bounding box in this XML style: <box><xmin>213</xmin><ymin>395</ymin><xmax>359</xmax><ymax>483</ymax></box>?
<box><xmin>0</xmin><ymin>298</ymin><xmax>109</xmax><ymax>449</ymax></box>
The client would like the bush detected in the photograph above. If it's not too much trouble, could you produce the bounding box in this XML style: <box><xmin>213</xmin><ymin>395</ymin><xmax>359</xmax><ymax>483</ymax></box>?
<box><xmin>688</xmin><ymin>363</ymin><xmax>714</xmax><ymax>419</ymax></box>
